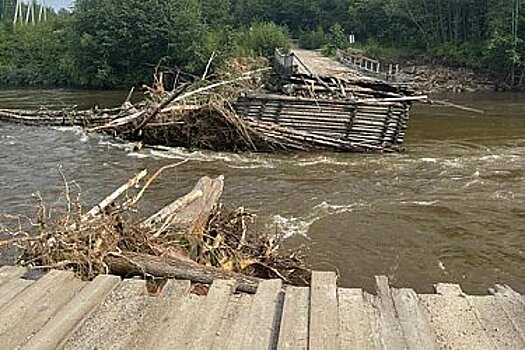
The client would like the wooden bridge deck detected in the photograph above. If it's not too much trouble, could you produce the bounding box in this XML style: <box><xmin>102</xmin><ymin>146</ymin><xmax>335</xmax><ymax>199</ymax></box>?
<box><xmin>292</xmin><ymin>49</ymin><xmax>361</xmax><ymax>80</ymax></box>
<box><xmin>0</xmin><ymin>266</ymin><xmax>524</xmax><ymax>349</ymax></box>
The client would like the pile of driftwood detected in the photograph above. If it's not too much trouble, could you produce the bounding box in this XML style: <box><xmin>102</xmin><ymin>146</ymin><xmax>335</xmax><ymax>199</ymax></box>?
<box><xmin>0</xmin><ymin>167</ymin><xmax>309</xmax><ymax>293</ymax></box>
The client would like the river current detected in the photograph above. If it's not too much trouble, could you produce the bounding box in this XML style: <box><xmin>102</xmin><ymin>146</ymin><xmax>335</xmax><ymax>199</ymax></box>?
<box><xmin>1</xmin><ymin>89</ymin><xmax>524</xmax><ymax>293</ymax></box>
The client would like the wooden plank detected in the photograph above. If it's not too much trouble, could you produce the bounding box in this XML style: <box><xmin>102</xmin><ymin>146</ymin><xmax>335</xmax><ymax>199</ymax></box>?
<box><xmin>0</xmin><ymin>272</ymin><xmax>85</xmax><ymax>349</ymax></box>
<box><xmin>188</xmin><ymin>280</ymin><xmax>235</xmax><ymax>350</ymax></box>
<box><xmin>21</xmin><ymin>275</ymin><xmax>121</xmax><ymax>350</ymax></box>
<box><xmin>277</xmin><ymin>286</ymin><xmax>309</xmax><ymax>350</ymax></box>
<box><xmin>145</xmin><ymin>292</ymin><xmax>204</xmax><ymax>350</ymax></box>
<box><xmin>63</xmin><ymin>279</ymin><xmax>151</xmax><ymax>350</ymax></box>
<box><xmin>209</xmin><ymin>292</ymin><xmax>252</xmax><ymax>348</ymax></box>
<box><xmin>468</xmin><ymin>295</ymin><xmax>525</xmax><ymax>349</ymax></box>
<box><xmin>122</xmin><ymin>279</ymin><xmax>192</xmax><ymax>350</ymax></box>
<box><xmin>374</xmin><ymin>276</ymin><xmax>408</xmax><ymax>350</ymax></box>
<box><xmin>391</xmin><ymin>288</ymin><xmax>437</xmax><ymax>350</ymax></box>
<box><xmin>241</xmin><ymin>279</ymin><xmax>283</xmax><ymax>350</ymax></box>
<box><xmin>0</xmin><ymin>270</ymin><xmax>75</xmax><ymax>331</ymax></box>
<box><xmin>338</xmin><ymin>288</ymin><xmax>380</xmax><ymax>350</ymax></box>
<box><xmin>0</xmin><ymin>266</ymin><xmax>26</xmax><ymax>286</ymax></box>
<box><xmin>0</xmin><ymin>277</ymin><xmax>33</xmax><ymax>309</ymax></box>
<box><xmin>309</xmin><ymin>271</ymin><xmax>339</xmax><ymax>350</ymax></box>
<box><xmin>419</xmin><ymin>284</ymin><xmax>495</xmax><ymax>350</ymax></box>
<box><xmin>212</xmin><ymin>293</ymin><xmax>254</xmax><ymax>350</ymax></box>
<box><xmin>490</xmin><ymin>285</ymin><xmax>525</xmax><ymax>341</ymax></box>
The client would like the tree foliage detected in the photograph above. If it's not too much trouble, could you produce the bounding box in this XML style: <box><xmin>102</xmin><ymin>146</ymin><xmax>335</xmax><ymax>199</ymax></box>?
<box><xmin>0</xmin><ymin>18</ymin><xmax>73</xmax><ymax>86</ymax></box>
<box><xmin>0</xmin><ymin>0</ymin><xmax>523</xmax><ymax>88</ymax></box>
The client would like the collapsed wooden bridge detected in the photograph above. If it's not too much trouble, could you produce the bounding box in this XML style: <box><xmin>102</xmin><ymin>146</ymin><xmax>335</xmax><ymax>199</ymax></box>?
<box><xmin>0</xmin><ymin>50</ymin><xmax>425</xmax><ymax>153</ymax></box>
<box><xmin>235</xmin><ymin>94</ymin><xmax>412</xmax><ymax>152</ymax></box>
<box><xmin>0</xmin><ymin>266</ymin><xmax>523</xmax><ymax>349</ymax></box>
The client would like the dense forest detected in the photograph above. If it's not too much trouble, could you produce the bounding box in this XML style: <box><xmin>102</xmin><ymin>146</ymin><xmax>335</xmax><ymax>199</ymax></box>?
<box><xmin>0</xmin><ymin>0</ymin><xmax>523</xmax><ymax>89</ymax></box>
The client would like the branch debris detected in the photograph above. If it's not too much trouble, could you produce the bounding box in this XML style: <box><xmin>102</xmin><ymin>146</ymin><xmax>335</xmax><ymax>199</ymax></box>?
<box><xmin>0</xmin><ymin>167</ymin><xmax>310</xmax><ymax>292</ymax></box>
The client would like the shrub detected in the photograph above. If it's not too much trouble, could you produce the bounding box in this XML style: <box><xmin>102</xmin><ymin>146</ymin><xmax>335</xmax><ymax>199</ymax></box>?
<box><xmin>241</xmin><ymin>22</ymin><xmax>291</xmax><ymax>57</ymax></box>
<box><xmin>299</xmin><ymin>26</ymin><xmax>328</xmax><ymax>50</ymax></box>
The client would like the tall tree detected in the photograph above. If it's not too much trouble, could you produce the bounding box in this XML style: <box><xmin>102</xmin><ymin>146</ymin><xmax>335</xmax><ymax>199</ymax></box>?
<box><xmin>71</xmin><ymin>0</ymin><xmax>206</xmax><ymax>87</ymax></box>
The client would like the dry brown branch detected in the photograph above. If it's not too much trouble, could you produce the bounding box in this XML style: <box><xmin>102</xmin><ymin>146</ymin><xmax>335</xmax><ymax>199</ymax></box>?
<box><xmin>1</xmin><ymin>171</ymin><xmax>309</xmax><ymax>289</ymax></box>
<box><xmin>130</xmin><ymin>160</ymin><xmax>189</xmax><ymax>206</ymax></box>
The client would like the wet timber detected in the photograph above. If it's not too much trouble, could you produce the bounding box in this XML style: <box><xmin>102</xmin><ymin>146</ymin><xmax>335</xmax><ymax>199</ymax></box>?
<box><xmin>0</xmin><ymin>266</ymin><xmax>523</xmax><ymax>349</ymax></box>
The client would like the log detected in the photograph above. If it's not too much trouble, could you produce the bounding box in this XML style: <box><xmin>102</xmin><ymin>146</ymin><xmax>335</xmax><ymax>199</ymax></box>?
<box><xmin>105</xmin><ymin>252</ymin><xmax>259</xmax><ymax>293</ymax></box>
<box><xmin>430</xmin><ymin>99</ymin><xmax>485</xmax><ymax>114</ymax></box>
<box><xmin>84</xmin><ymin>169</ymin><xmax>148</xmax><ymax>220</ymax></box>
<box><xmin>143</xmin><ymin>190</ymin><xmax>203</xmax><ymax>233</ymax></box>
<box><xmin>144</xmin><ymin>176</ymin><xmax>224</xmax><ymax>238</ymax></box>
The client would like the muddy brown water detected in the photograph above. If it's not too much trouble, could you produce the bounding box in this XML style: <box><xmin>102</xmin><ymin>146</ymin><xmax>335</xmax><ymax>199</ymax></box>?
<box><xmin>1</xmin><ymin>89</ymin><xmax>524</xmax><ymax>294</ymax></box>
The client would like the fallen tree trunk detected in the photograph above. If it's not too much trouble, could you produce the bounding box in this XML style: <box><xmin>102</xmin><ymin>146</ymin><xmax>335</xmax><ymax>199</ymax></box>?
<box><xmin>145</xmin><ymin>176</ymin><xmax>224</xmax><ymax>237</ymax></box>
<box><xmin>169</xmin><ymin>175</ymin><xmax>224</xmax><ymax>237</ymax></box>
<box><xmin>105</xmin><ymin>252</ymin><xmax>259</xmax><ymax>293</ymax></box>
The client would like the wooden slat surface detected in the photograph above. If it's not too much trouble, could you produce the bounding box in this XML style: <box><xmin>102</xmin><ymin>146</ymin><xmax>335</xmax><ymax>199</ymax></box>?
<box><xmin>188</xmin><ymin>280</ymin><xmax>235</xmax><ymax>350</ymax></box>
<box><xmin>392</xmin><ymin>288</ymin><xmax>437</xmax><ymax>350</ymax></box>
<box><xmin>0</xmin><ymin>265</ymin><xmax>27</xmax><ymax>285</ymax></box>
<box><xmin>0</xmin><ymin>270</ymin><xmax>75</xmax><ymax>334</ymax></box>
<box><xmin>212</xmin><ymin>293</ymin><xmax>254</xmax><ymax>350</ymax></box>
<box><xmin>491</xmin><ymin>285</ymin><xmax>525</xmax><ymax>343</ymax></box>
<box><xmin>374</xmin><ymin>276</ymin><xmax>408</xmax><ymax>350</ymax></box>
<box><xmin>309</xmin><ymin>271</ymin><xmax>339</xmax><ymax>350</ymax></box>
<box><xmin>63</xmin><ymin>279</ymin><xmax>150</xmax><ymax>350</ymax></box>
<box><xmin>123</xmin><ymin>279</ymin><xmax>192</xmax><ymax>350</ymax></box>
<box><xmin>468</xmin><ymin>295</ymin><xmax>525</xmax><ymax>349</ymax></box>
<box><xmin>0</xmin><ymin>267</ymin><xmax>522</xmax><ymax>350</ymax></box>
<box><xmin>0</xmin><ymin>277</ymin><xmax>33</xmax><ymax>309</ymax></box>
<box><xmin>338</xmin><ymin>288</ymin><xmax>380</xmax><ymax>350</ymax></box>
<box><xmin>241</xmin><ymin>279</ymin><xmax>283</xmax><ymax>350</ymax></box>
<box><xmin>22</xmin><ymin>275</ymin><xmax>121</xmax><ymax>350</ymax></box>
<box><xmin>0</xmin><ymin>271</ymin><xmax>84</xmax><ymax>349</ymax></box>
<box><xmin>419</xmin><ymin>283</ymin><xmax>495</xmax><ymax>350</ymax></box>
<box><xmin>277</xmin><ymin>286</ymin><xmax>309</xmax><ymax>350</ymax></box>
<box><xmin>146</xmin><ymin>291</ymin><xmax>204</xmax><ymax>350</ymax></box>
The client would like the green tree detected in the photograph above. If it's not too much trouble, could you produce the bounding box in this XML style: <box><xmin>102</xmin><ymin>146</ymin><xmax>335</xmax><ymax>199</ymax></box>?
<box><xmin>71</xmin><ymin>0</ymin><xmax>207</xmax><ymax>87</ymax></box>
<box><xmin>0</xmin><ymin>17</ymin><xmax>73</xmax><ymax>86</ymax></box>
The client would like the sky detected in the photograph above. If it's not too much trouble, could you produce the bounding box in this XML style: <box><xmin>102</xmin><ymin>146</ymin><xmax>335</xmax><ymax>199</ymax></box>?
<box><xmin>46</xmin><ymin>0</ymin><xmax>73</xmax><ymax>10</ymax></box>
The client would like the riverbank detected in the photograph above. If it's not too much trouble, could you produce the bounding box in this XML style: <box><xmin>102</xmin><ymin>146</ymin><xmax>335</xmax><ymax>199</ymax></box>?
<box><xmin>400</xmin><ymin>58</ymin><xmax>496</xmax><ymax>94</ymax></box>
<box><xmin>343</xmin><ymin>49</ymin><xmax>498</xmax><ymax>94</ymax></box>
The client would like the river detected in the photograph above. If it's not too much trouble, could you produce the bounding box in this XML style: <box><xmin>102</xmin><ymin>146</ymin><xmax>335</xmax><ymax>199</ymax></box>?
<box><xmin>1</xmin><ymin>89</ymin><xmax>524</xmax><ymax>294</ymax></box>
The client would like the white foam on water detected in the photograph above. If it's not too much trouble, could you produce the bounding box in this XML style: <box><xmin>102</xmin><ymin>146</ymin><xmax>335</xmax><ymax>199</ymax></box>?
<box><xmin>400</xmin><ymin>200</ymin><xmax>439</xmax><ymax>206</ymax></box>
<box><xmin>272</xmin><ymin>214</ymin><xmax>316</xmax><ymax>239</ymax></box>
<box><xmin>420</xmin><ymin>157</ymin><xmax>438</xmax><ymax>163</ymax></box>
<box><xmin>491</xmin><ymin>190</ymin><xmax>515</xmax><ymax>201</ymax></box>
<box><xmin>272</xmin><ymin>201</ymin><xmax>368</xmax><ymax>239</ymax></box>
<box><xmin>131</xmin><ymin>145</ymin><xmax>277</xmax><ymax>169</ymax></box>
<box><xmin>53</xmin><ymin>126</ymin><xmax>83</xmax><ymax>133</ymax></box>
<box><xmin>51</xmin><ymin>126</ymin><xmax>92</xmax><ymax>143</ymax></box>
<box><xmin>480</xmin><ymin>155</ymin><xmax>502</xmax><ymax>161</ymax></box>
<box><xmin>463</xmin><ymin>179</ymin><xmax>483</xmax><ymax>189</ymax></box>
<box><xmin>127</xmin><ymin>152</ymin><xmax>149</xmax><ymax>159</ymax></box>
<box><xmin>120</xmin><ymin>144</ymin><xmax>363</xmax><ymax>170</ymax></box>
<box><xmin>97</xmin><ymin>139</ymin><xmax>136</xmax><ymax>152</ymax></box>
<box><xmin>228</xmin><ymin>163</ymin><xmax>275</xmax><ymax>170</ymax></box>
<box><xmin>295</xmin><ymin>156</ymin><xmax>353</xmax><ymax>167</ymax></box>
<box><xmin>442</xmin><ymin>158</ymin><xmax>463</xmax><ymax>168</ymax></box>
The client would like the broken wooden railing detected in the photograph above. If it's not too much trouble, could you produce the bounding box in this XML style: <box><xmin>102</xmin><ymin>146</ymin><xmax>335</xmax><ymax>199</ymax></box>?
<box><xmin>336</xmin><ymin>50</ymin><xmax>412</xmax><ymax>84</ymax></box>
